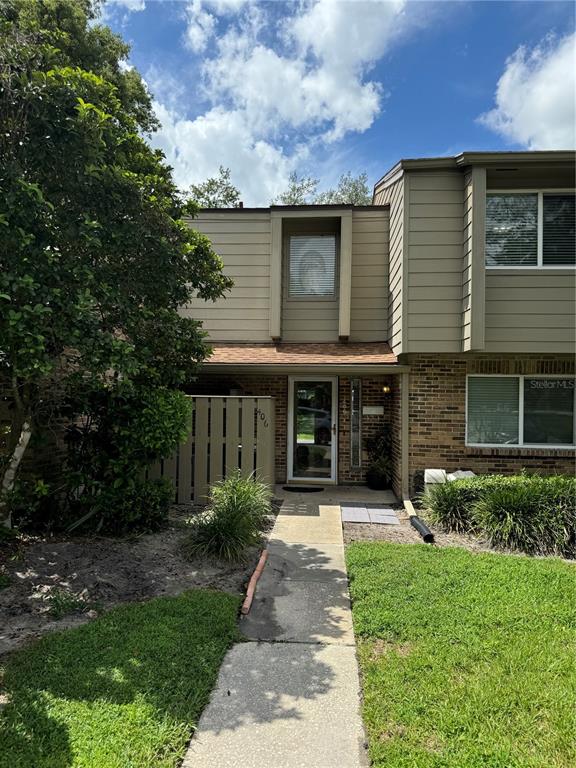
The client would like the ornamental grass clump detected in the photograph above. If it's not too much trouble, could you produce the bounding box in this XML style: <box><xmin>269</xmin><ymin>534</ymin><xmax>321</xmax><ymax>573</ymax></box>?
<box><xmin>421</xmin><ymin>475</ymin><xmax>500</xmax><ymax>533</ymax></box>
<box><xmin>422</xmin><ymin>473</ymin><xmax>576</xmax><ymax>557</ymax></box>
<box><xmin>184</xmin><ymin>471</ymin><xmax>272</xmax><ymax>562</ymax></box>
<box><xmin>474</xmin><ymin>474</ymin><xmax>576</xmax><ymax>557</ymax></box>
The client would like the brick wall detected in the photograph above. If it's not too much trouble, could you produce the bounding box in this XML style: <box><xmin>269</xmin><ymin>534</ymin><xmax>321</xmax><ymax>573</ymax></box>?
<box><xmin>403</xmin><ymin>354</ymin><xmax>576</xmax><ymax>494</ymax></box>
<box><xmin>187</xmin><ymin>373</ymin><xmax>396</xmax><ymax>486</ymax></box>
<box><xmin>338</xmin><ymin>376</ymin><xmax>393</xmax><ymax>484</ymax></box>
<box><xmin>389</xmin><ymin>376</ymin><xmax>403</xmax><ymax>498</ymax></box>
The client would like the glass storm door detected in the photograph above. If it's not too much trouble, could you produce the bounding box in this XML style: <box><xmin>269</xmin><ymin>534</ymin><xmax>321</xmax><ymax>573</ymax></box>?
<box><xmin>288</xmin><ymin>377</ymin><xmax>337</xmax><ymax>483</ymax></box>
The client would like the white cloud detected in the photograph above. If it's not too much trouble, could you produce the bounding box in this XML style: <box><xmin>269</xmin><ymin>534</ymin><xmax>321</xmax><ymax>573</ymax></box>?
<box><xmin>184</xmin><ymin>0</ymin><xmax>217</xmax><ymax>53</ymax></box>
<box><xmin>204</xmin><ymin>0</ymin><xmax>405</xmax><ymax>142</ymax></box>
<box><xmin>107</xmin><ymin>0</ymin><xmax>146</xmax><ymax>11</ymax></box>
<box><xmin>150</xmin><ymin>103</ymin><xmax>303</xmax><ymax>205</ymax></box>
<box><xmin>150</xmin><ymin>0</ymin><xmax>410</xmax><ymax>204</ymax></box>
<box><xmin>145</xmin><ymin>65</ymin><xmax>187</xmax><ymax>111</ymax></box>
<box><xmin>480</xmin><ymin>32</ymin><xmax>576</xmax><ymax>149</ymax></box>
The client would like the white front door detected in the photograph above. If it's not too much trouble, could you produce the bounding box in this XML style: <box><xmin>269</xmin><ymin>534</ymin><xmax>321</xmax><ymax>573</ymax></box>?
<box><xmin>287</xmin><ymin>377</ymin><xmax>338</xmax><ymax>483</ymax></box>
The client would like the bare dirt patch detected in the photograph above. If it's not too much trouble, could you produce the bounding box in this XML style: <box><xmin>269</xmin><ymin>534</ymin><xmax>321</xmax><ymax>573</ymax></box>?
<box><xmin>0</xmin><ymin>503</ymin><xmax>279</xmax><ymax>657</ymax></box>
<box><xmin>343</xmin><ymin>508</ymin><xmax>494</xmax><ymax>553</ymax></box>
<box><xmin>370</xmin><ymin>638</ymin><xmax>413</xmax><ymax>660</ymax></box>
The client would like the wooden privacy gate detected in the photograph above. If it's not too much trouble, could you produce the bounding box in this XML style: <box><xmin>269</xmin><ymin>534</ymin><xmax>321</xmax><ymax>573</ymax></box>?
<box><xmin>149</xmin><ymin>396</ymin><xmax>276</xmax><ymax>503</ymax></box>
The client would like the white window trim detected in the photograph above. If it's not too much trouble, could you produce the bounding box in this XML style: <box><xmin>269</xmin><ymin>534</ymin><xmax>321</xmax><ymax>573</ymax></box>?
<box><xmin>465</xmin><ymin>374</ymin><xmax>576</xmax><ymax>449</ymax></box>
<box><xmin>486</xmin><ymin>189</ymin><xmax>576</xmax><ymax>270</ymax></box>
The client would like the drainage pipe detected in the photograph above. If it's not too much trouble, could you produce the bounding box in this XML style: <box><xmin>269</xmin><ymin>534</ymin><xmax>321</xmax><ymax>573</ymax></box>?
<box><xmin>241</xmin><ymin>548</ymin><xmax>268</xmax><ymax>615</ymax></box>
<box><xmin>403</xmin><ymin>499</ymin><xmax>435</xmax><ymax>544</ymax></box>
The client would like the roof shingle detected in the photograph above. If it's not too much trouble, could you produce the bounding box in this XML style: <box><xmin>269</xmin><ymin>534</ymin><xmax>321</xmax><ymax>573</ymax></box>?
<box><xmin>206</xmin><ymin>342</ymin><xmax>397</xmax><ymax>366</ymax></box>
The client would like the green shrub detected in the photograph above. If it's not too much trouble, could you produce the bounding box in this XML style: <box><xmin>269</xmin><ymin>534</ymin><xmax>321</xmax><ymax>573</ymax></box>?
<box><xmin>7</xmin><ymin>478</ymin><xmax>62</xmax><ymax>532</ymax></box>
<box><xmin>422</xmin><ymin>473</ymin><xmax>576</xmax><ymax>557</ymax></box>
<box><xmin>365</xmin><ymin>429</ymin><xmax>393</xmax><ymax>490</ymax></box>
<box><xmin>184</xmin><ymin>471</ymin><xmax>271</xmax><ymax>562</ymax></box>
<box><xmin>61</xmin><ymin>385</ymin><xmax>191</xmax><ymax>534</ymax></box>
<box><xmin>421</xmin><ymin>475</ymin><xmax>500</xmax><ymax>533</ymax></box>
<box><xmin>68</xmin><ymin>478</ymin><xmax>174</xmax><ymax>536</ymax></box>
<box><xmin>474</xmin><ymin>475</ymin><xmax>576</xmax><ymax>557</ymax></box>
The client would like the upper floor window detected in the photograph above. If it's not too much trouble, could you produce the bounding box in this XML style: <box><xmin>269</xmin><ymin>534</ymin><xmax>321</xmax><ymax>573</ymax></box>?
<box><xmin>486</xmin><ymin>192</ymin><xmax>575</xmax><ymax>268</ymax></box>
<box><xmin>288</xmin><ymin>235</ymin><xmax>336</xmax><ymax>297</ymax></box>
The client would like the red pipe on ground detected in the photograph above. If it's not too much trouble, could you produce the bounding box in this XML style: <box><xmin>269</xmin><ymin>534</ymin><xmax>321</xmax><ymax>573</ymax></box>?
<box><xmin>241</xmin><ymin>549</ymin><xmax>268</xmax><ymax>615</ymax></box>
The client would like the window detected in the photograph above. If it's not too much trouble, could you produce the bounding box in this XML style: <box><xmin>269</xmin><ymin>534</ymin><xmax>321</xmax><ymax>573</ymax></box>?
<box><xmin>486</xmin><ymin>192</ymin><xmax>576</xmax><ymax>268</ymax></box>
<box><xmin>350</xmin><ymin>379</ymin><xmax>361</xmax><ymax>468</ymax></box>
<box><xmin>543</xmin><ymin>195</ymin><xmax>576</xmax><ymax>266</ymax></box>
<box><xmin>289</xmin><ymin>235</ymin><xmax>336</xmax><ymax>297</ymax></box>
<box><xmin>467</xmin><ymin>376</ymin><xmax>575</xmax><ymax>447</ymax></box>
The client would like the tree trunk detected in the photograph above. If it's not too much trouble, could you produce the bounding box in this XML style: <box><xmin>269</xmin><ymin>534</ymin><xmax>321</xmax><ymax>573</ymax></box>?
<box><xmin>1</xmin><ymin>419</ymin><xmax>32</xmax><ymax>528</ymax></box>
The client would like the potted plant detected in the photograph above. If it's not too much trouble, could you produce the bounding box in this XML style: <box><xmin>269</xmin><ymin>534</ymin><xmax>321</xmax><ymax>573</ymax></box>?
<box><xmin>364</xmin><ymin>430</ymin><xmax>393</xmax><ymax>490</ymax></box>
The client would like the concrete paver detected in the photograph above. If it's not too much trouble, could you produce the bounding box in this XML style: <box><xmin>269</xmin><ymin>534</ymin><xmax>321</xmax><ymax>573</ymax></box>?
<box><xmin>341</xmin><ymin>507</ymin><xmax>371</xmax><ymax>523</ymax></box>
<box><xmin>182</xmin><ymin>643</ymin><xmax>366</xmax><ymax>768</ymax></box>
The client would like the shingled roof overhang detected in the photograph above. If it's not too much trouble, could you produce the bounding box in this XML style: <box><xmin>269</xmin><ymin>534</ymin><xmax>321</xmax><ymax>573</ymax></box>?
<box><xmin>203</xmin><ymin>342</ymin><xmax>407</xmax><ymax>375</ymax></box>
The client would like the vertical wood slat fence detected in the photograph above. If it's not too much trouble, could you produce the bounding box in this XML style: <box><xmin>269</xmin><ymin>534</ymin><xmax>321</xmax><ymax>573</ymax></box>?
<box><xmin>148</xmin><ymin>396</ymin><xmax>276</xmax><ymax>503</ymax></box>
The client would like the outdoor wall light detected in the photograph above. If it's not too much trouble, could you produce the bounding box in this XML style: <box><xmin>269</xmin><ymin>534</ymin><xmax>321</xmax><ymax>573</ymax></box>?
<box><xmin>382</xmin><ymin>385</ymin><xmax>391</xmax><ymax>395</ymax></box>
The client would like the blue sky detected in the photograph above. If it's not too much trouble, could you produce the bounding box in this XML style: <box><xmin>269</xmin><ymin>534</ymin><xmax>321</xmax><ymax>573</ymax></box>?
<box><xmin>103</xmin><ymin>1</ymin><xmax>576</xmax><ymax>204</ymax></box>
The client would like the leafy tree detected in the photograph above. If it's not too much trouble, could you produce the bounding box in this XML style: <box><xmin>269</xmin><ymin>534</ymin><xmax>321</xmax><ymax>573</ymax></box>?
<box><xmin>188</xmin><ymin>165</ymin><xmax>241</xmax><ymax>208</ymax></box>
<box><xmin>273</xmin><ymin>170</ymin><xmax>372</xmax><ymax>205</ymax></box>
<box><xmin>0</xmin><ymin>0</ymin><xmax>232</xmax><ymax>528</ymax></box>
<box><xmin>315</xmin><ymin>171</ymin><xmax>372</xmax><ymax>205</ymax></box>
<box><xmin>273</xmin><ymin>172</ymin><xmax>319</xmax><ymax>205</ymax></box>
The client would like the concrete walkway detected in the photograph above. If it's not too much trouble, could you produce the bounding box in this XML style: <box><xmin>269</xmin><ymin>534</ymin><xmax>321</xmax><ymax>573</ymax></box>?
<box><xmin>182</xmin><ymin>489</ymin><xmax>395</xmax><ymax>768</ymax></box>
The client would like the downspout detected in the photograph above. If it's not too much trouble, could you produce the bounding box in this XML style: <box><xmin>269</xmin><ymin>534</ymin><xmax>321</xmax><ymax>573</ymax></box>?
<box><xmin>400</xmin><ymin>369</ymin><xmax>434</xmax><ymax>543</ymax></box>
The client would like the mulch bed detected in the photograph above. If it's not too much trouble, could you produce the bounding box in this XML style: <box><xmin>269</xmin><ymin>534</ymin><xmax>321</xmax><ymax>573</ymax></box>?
<box><xmin>0</xmin><ymin>499</ymin><xmax>281</xmax><ymax>657</ymax></box>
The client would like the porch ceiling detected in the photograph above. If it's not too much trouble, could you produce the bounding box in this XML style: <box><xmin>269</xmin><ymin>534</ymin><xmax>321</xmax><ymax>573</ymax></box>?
<box><xmin>205</xmin><ymin>342</ymin><xmax>399</xmax><ymax>373</ymax></box>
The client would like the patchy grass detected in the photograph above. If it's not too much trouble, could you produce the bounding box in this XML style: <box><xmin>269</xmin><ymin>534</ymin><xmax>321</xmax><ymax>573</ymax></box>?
<box><xmin>45</xmin><ymin>589</ymin><xmax>91</xmax><ymax>619</ymax></box>
<box><xmin>346</xmin><ymin>543</ymin><xmax>576</xmax><ymax>768</ymax></box>
<box><xmin>0</xmin><ymin>590</ymin><xmax>241</xmax><ymax>768</ymax></box>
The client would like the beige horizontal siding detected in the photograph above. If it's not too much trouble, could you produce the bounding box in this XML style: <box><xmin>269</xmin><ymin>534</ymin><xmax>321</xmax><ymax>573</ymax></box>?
<box><xmin>485</xmin><ymin>270</ymin><xmax>576</xmax><ymax>352</ymax></box>
<box><xmin>406</xmin><ymin>170</ymin><xmax>464</xmax><ymax>352</ymax></box>
<box><xmin>182</xmin><ymin>212</ymin><xmax>271</xmax><ymax>341</ymax></box>
<box><xmin>375</xmin><ymin>179</ymin><xmax>403</xmax><ymax>353</ymax></box>
<box><xmin>350</xmin><ymin>209</ymin><xmax>389</xmax><ymax>341</ymax></box>
<box><xmin>462</xmin><ymin>171</ymin><xmax>473</xmax><ymax>348</ymax></box>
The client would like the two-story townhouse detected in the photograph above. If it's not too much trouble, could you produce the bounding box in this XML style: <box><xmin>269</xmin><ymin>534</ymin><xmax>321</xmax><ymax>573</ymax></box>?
<box><xmin>182</xmin><ymin>151</ymin><xmax>575</xmax><ymax>498</ymax></box>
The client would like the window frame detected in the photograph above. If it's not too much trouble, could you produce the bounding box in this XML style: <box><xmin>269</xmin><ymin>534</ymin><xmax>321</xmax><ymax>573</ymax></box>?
<box><xmin>485</xmin><ymin>189</ymin><xmax>576</xmax><ymax>270</ymax></box>
<box><xmin>465</xmin><ymin>374</ymin><xmax>576</xmax><ymax>449</ymax></box>
<box><xmin>284</xmin><ymin>232</ymin><xmax>340</xmax><ymax>302</ymax></box>
<box><xmin>350</xmin><ymin>378</ymin><xmax>362</xmax><ymax>469</ymax></box>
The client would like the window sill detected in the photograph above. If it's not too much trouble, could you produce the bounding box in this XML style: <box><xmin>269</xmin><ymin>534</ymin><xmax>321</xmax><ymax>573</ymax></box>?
<box><xmin>466</xmin><ymin>444</ymin><xmax>575</xmax><ymax>455</ymax></box>
<box><xmin>485</xmin><ymin>266</ymin><xmax>576</xmax><ymax>271</ymax></box>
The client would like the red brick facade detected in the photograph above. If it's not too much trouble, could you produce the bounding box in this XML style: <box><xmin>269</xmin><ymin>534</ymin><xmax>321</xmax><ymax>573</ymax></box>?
<box><xmin>188</xmin><ymin>355</ymin><xmax>575</xmax><ymax>495</ymax></box>
<box><xmin>337</xmin><ymin>376</ymin><xmax>393</xmax><ymax>484</ymax></box>
<box><xmin>187</xmin><ymin>373</ymin><xmax>394</xmax><ymax>485</ymax></box>
<box><xmin>403</xmin><ymin>354</ymin><xmax>576</xmax><ymax>494</ymax></box>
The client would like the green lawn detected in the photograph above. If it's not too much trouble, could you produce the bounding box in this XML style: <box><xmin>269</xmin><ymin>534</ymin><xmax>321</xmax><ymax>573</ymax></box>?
<box><xmin>346</xmin><ymin>543</ymin><xmax>575</xmax><ymax>768</ymax></box>
<box><xmin>0</xmin><ymin>590</ymin><xmax>241</xmax><ymax>768</ymax></box>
